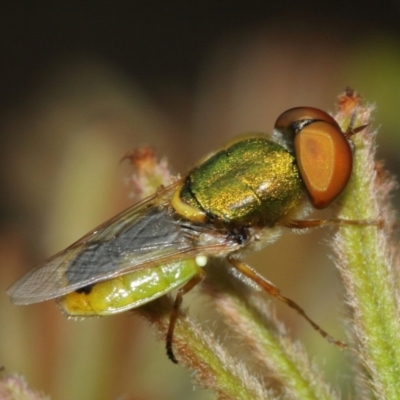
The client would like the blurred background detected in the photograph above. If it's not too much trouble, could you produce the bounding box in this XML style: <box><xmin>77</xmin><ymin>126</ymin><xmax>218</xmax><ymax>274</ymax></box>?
<box><xmin>0</xmin><ymin>2</ymin><xmax>399</xmax><ymax>399</ymax></box>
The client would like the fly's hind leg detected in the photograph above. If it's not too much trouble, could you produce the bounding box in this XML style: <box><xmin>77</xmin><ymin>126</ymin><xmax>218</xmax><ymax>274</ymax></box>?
<box><xmin>285</xmin><ymin>218</ymin><xmax>382</xmax><ymax>229</ymax></box>
<box><xmin>166</xmin><ymin>270</ymin><xmax>205</xmax><ymax>363</ymax></box>
<box><xmin>228</xmin><ymin>257</ymin><xmax>346</xmax><ymax>349</ymax></box>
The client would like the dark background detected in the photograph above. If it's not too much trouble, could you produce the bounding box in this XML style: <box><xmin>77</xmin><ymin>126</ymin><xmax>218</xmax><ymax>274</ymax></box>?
<box><xmin>2</xmin><ymin>2</ymin><xmax>400</xmax><ymax>105</ymax></box>
<box><xmin>1</xmin><ymin>3</ymin><xmax>399</xmax><ymax>399</ymax></box>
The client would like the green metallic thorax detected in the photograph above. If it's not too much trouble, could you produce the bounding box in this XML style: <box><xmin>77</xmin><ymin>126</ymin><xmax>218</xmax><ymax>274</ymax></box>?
<box><xmin>179</xmin><ymin>137</ymin><xmax>304</xmax><ymax>227</ymax></box>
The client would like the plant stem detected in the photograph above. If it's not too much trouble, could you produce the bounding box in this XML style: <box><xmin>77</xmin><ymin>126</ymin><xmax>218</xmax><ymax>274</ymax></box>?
<box><xmin>204</xmin><ymin>261</ymin><xmax>339</xmax><ymax>400</ymax></box>
<box><xmin>139</xmin><ymin>297</ymin><xmax>275</xmax><ymax>400</ymax></box>
<box><xmin>333</xmin><ymin>90</ymin><xmax>400</xmax><ymax>400</ymax></box>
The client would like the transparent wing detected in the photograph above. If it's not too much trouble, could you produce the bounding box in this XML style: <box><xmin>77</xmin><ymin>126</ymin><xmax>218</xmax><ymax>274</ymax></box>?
<box><xmin>7</xmin><ymin>183</ymin><xmax>239</xmax><ymax>305</ymax></box>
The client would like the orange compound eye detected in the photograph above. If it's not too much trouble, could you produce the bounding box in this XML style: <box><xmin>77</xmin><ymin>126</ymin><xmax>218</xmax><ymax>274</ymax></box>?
<box><xmin>274</xmin><ymin>107</ymin><xmax>353</xmax><ymax>209</ymax></box>
<box><xmin>275</xmin><ymin>107</ymin><xmax>340</xmax><ymax>131</ymax></box>
<box><xmin>294</xmin><ymin>120</ymin><xmax>353</xmax><ymax>209</ymax></box>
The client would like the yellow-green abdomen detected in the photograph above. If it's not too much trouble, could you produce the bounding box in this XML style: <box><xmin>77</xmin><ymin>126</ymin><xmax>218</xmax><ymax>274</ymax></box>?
<box><xmin>59</xmin><ymin>258</ymin><xmax>200</xmax><ymax>316</ymax></box>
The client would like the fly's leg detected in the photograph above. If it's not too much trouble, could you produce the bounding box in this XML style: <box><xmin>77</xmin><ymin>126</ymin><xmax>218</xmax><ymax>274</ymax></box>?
<box><xmin>285</xmin><ymin>218</ymin><xmax>382</xmax><ymax>229</ymax></box>
<box><xmin>166</xmin><ymin>271</ymin><xmax>205</xmax><ymax>363</ymax></box>
<box><xmin>228</xmin><ymin>257</ymin><xmax>346</xmax><ymax>349</ymax></box>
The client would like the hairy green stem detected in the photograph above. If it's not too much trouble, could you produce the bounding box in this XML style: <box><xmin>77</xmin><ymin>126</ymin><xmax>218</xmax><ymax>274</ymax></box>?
<box><xmin>204</xmin><ymin>262</ymin><xmax>339</xmax><ymax>400</ymax></box>
<box><xmin>139</xmin><ymin>297</ymin><xmax>274</xmax><ymax>400</ymax></box>
<box><xmin>334</xmin><ymin>95</ymin><xmax>400</xmax><ymax>400</ymax></box>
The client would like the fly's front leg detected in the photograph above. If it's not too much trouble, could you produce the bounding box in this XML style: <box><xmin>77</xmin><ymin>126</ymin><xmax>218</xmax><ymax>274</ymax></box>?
<box><xmin>228</xmin><ymin>257</ymin><xmax>346</xmax><ymax>349</ymax></box>
<box><xmin>166</xmin><ymin>270</ymin><xmax>205</xmax><ymax>363</ymax></box>
<box><xmin>285</xmin><ymin>218</ymin><xmax>382</xmax><ymax>229</ymax></box>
